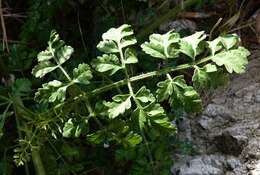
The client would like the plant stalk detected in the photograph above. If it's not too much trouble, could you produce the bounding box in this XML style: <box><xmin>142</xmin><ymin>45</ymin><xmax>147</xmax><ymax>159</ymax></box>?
<box><xmin>91</xmin><ymin>55</ymin><xmax>212</xmax><ymax>95</ymax></box>
<box><xmin>58</xmin><ymin>64</ymin><xmax>72</xmax><ymax>81</ymax></box>
<box><xmin>50</xmin><ymin>44</ymin><xmax>72</xmax><ymax>81</ymax></box>
<box><xmin>12</xmin><ymin>96</ymin><xmax>46</xmax><ymax>175</ymax></box>
<box><xmin>118</xmin><ymin>45</ymin><xmax>156</xmax><ymax>175</ymax></box>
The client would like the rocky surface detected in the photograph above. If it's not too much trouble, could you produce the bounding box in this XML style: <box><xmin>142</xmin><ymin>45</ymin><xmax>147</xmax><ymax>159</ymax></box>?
<box><xmin>171</xmin><ymin>48</ymin><xmax>260</xmax><ymax>175</ymax></box>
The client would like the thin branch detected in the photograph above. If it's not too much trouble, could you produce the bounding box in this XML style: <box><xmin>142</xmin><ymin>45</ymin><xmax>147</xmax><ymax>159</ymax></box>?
<box><xmin>77</xmin><ymin>11</ymin><xmax>88</xmax><ymax>52</ymax></box>
<box><xmin>0</xmin><ymin>0</ymin><xmax>9</xmax><ymax>52</ymax></box>
<box><xmin>228</xmin><ymin>21</ymin><xmax>256</xmax><ymax>33</ymax></box>
<box><xmin>209</xmin><ymin>18</ymin><xmax>222</xmax><ymax>40</ymax></box>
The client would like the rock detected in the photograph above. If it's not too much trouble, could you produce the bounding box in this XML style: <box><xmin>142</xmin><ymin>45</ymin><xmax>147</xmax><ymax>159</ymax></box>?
<box><xmin>250</xmin><ymin>160</ymin><xmax>260</xmax><ymax>175</ymax></box>
<box><xmin>159</xmin><ymin>19</ymin><xmax>196</xmax><ymax>33</ymax></box>
<box><xmin>171</xmin><ymin>155</ymin><xmax>225</xmax><ymax>175</ymax></box>
<box><xmin>214</xmin><ymin>132</ymin><xmax>246</xmax><ymax>156</ymax></box>
<box><xmin>171</xmin><ymin>52</ymin><xmax>260</xmax><ymax>174</ymax></box>
<box><xmin>177</xmin><ymin>116</ymin><xmax>193</xmax><ymax>142</ymax></box>
<box><xmin>203</xmin><ymin>104</ymin><xmax>231</xmax><ymax>118</ymax></box>
<box><xmin>226</xmin><ymin>156</ymin><xmax>248</xmax><ymax>175</ymax></box>
<box><xmin>242</xmin><ymin>137</ymin><xmax>260</xmax><ymax>159</ymax></box>
<box><xmin>212</xmin><ymin>121</ymin><xmax>259</xmax><ymax>156</ymax></box>
<box><xmin>198</xmin><ymin>115</ymin><xmax>213</xmax><ymax>130</ymax></box>
<box><xmin>171</xmin><ymin>155</ymin><xmax>246</xmax><ymax>175</ymax></box>
<box><xmin>255</xmin><ymin>89</ymin><xmax>260</xmax><ymax>103</ymax></box>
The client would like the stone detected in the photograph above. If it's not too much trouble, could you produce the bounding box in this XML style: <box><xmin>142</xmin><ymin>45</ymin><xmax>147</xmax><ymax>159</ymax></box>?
<box><xmin>255</xmin><ymin>89</ymin><xmax>260</xmax><ymax>103</ymax></box>
<box><xmin>171</xmin><ymin>155</ymin><xmax>225</xmax><ymax>175</ymax></box>
<box><xmin>214</xmin><ymin>132</ymin><xmax>246</xmax><ymax>156</ymax></box>
<box><xmin>171</xmin><ymin>52</ymin><xmax>260</xmax><ymax>174</ymax></box>
<box><xmin>203</xmin><ymin>104</ymin><xmax>230</xmax><ymax>117</ymax></box>
<box><xmin>242</xmin><ymin>138</ymin><xmax>260</xmax><ymax>159</ymax></box>
<box><xmin>171</xmin><ymin>155</ymin><xmax>246</xmax><ymax>175</ymax></box>
<box><xmin>198</xmin><ymin>115</ymin><xmax>213</xmax><ymax>130</ymax></box>
<box><xmin>250</xmin><ymin>160</ymin><xmax>260</xmax><ymax>175</ymax></box>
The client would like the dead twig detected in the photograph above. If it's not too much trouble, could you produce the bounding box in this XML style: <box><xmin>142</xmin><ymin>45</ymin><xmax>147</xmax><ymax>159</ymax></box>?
<box><xmin>0</xmin><ymin>0</ymin><xmax>9</xmax><ymax>53</ymax></box>
<box><xmin>228</xmin><ymin>21</ymin><xmax>256</xmax><ymax>33</ymax></box>
<box><xmin>209</xmin><ymin>18</ymin><xmax>223</xmax><ymax>40</ymax></box>
<box><xmin>3</xmin><ymin>13</ymin><xmax>26</xmax><ymax>18</ymax></box>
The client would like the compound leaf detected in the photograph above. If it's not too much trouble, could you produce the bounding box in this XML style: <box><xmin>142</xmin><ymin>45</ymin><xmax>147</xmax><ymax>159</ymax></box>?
<box><xmin>63</xmin><ymin>118</ymin><xmax>88</xmax><ymax>138</ymax></box>
<box><xmin>135</xmin><ymin>86</ymin><xmax>155</xmax><ymax>104</ymax></box>
<box><xmin>211</xmin><ymin>46</ymin><xmax>249</xmax><ymax>73</ymax></box>
<box><xmin>73</xmin><ymin>63</ymin><xmax>93</xmax><ymax>85</ymax></box>
<box><xmin>192</xmin><ymin>64</ymin><xmax>228</xmax><ymax>89</ymax></box>
<box><xmin>32</xmin><ymin>30</ymin><xmax>74</xmax><ymax>78</ymax></box>
<box><xmin>97</xmin><ymin>40</ymin><xmax>119</xmax><ymax>53</ymax></box>
<box><xmin>35</xmin><ymin>80</ymin><xmax>69</xmax><ymax>103</ymax></box>
<box><xmin>156</xmin><ymin>75</ymin><xmax>202</xmax><ymax>112</ymax></box>
<box><xmin>124</xmin><ymin>48</ymin><xmax>138</xmax><ymax>64</ymax></box>
<box><xmin>104</xmin><ymin>94</ymin><xmax>132</xmax><ymax>119</ymax></box>
<box><xmin>98</xmin><ymin>24</ymin><xmax>137</xmax><ymax>51</ymax></box>
<box><xmin>180</xmin><ymin>31</ymin><xmax>206</xmax><ymax>59</ymax></box>
<box><xmin>141</xmin><ymin>31</ymin><xmax>180</xmax><ymax>59</ymax></box>
<box><xmin>92</xmin><ymin>54</ymin><xmax>122</xmax><ymax>76</ymax></box>
<box><xmin>56</xmin><ymin>45</ymin><xmax>74</xmax><ymax>64</ymax></box>
<box><xmin>32</xmin><ymin>61</ymin><xmax>58</xmax><ymax>78</ymax></box>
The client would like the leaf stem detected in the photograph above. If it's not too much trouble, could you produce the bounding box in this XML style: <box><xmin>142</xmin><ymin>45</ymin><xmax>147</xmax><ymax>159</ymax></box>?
<box><xmin>72</xmin><ymin>84</ymin><xmax>104</xmax><ymax>129</ymax></box>
<box><xmin>166</xmin><ymin>73</ymin><xmax>173</xmax><ymax>81</ymax></box>
<box><xmin>58</xmin><ymin>64</ymin><xmax>72</xmax><ymax>81</ymax></box>
<box><xmin>83</xmin><ymin>95</ymin><xmax>103</xmax><ymax>128</ymax></box>
<box><xmin>49</xmin><ymin>44</ymin><xmax>72</xmax><ymax>81</ymax></box>
<box><xmin>91</xmin><ymin>55</ymin><xmax>212</xmax><ymax>95</ymax></box>
<box><xmin>118</xmin><ymin>45</ymin><xmax>155</xmax><ymax>175</ymax></box>
<box><xmin>12</xmin><ymin>96</ymin><xmax>46</xmax><ymax>175</ymax></box>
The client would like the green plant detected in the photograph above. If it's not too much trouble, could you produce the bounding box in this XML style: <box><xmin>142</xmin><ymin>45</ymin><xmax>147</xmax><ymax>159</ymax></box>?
<box><xmin>0</xmin><ymin>24</ymin><xmax>249</xmax><ymax>174</ymax></box>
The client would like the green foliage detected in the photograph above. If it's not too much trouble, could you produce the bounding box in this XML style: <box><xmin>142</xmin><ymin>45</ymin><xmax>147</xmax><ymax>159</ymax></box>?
<box><xmin>62</xmin><ymin>118</ymin><xmax>88</xmax><ymax>138</ymax></box>
<box><xmin>72</xmin><ymin>64</ymin><xmax>93</xmax><ymax>85</ymax></box>
<box><xmin>104</xmin><ymin>94</ymin><xmax>132</xmax><ymax>119</ymax></box>
<box><xmin>211</xmin><ymin>47</ymin><xmax>249</xmax><ymax>73</ymax></box>
<box><xmin>99</xmin><ymin>24</ymin><xmax>137</xmax><ymax>50</ymax></box>
<box><xmin>20</xmin><ymin>0</ymin><xmax>65</xmax><ymax>43</ymax></box>
<box><xmin>13</xmin><ymin>139</ymin><xmax>34</xmax><ymax>166</ymax></box>
<box><xmin>35</xmin><ymin>80</ymin><xmax>68</xmax><ymax>103</ymax></box>
<box><xmin>0</xmin><ymin>112</ymin><xmax>12</xmax><ymax>139</ymax></box>
<box><xmin>179</xmin><ymin>31</ymin><xmax>206</xmax><ymax>59</ymax></box>
<box><xmin>32</xmin><ymin>30</ymin><xmax>74</xmax><ymax>78</ymax></box>
<box><xmin>207</xmin><ymin>34</ymin><xmax>240</xmax><ymax>55</ymax></box>
<box><xmin>92</xmin><ymin>54</ymin><xmax>122</xmax><ymax>75</ymax></box>
<box><xmin>12</xmin><ymin>79</ymin><xmax>32</xmax><ymax>97</ymax></box>
<box><xmin>192</xmin><ymin>64</ymin><xmax>228</xmax><ymax>89</ymax></box>
<box><xmin>141</xmin><ymin>31</ymin><xmax>180</xmax><ymax>59</ymax></box>
<box><xmin>156</xmin><ymin>75</ymin><xmax>202</xmax><ymax>112</ymax></box>
<box><xmin>0</xmin><ymin>23</ymin><xmax>250</xmax><ymax>175</ymax></box>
